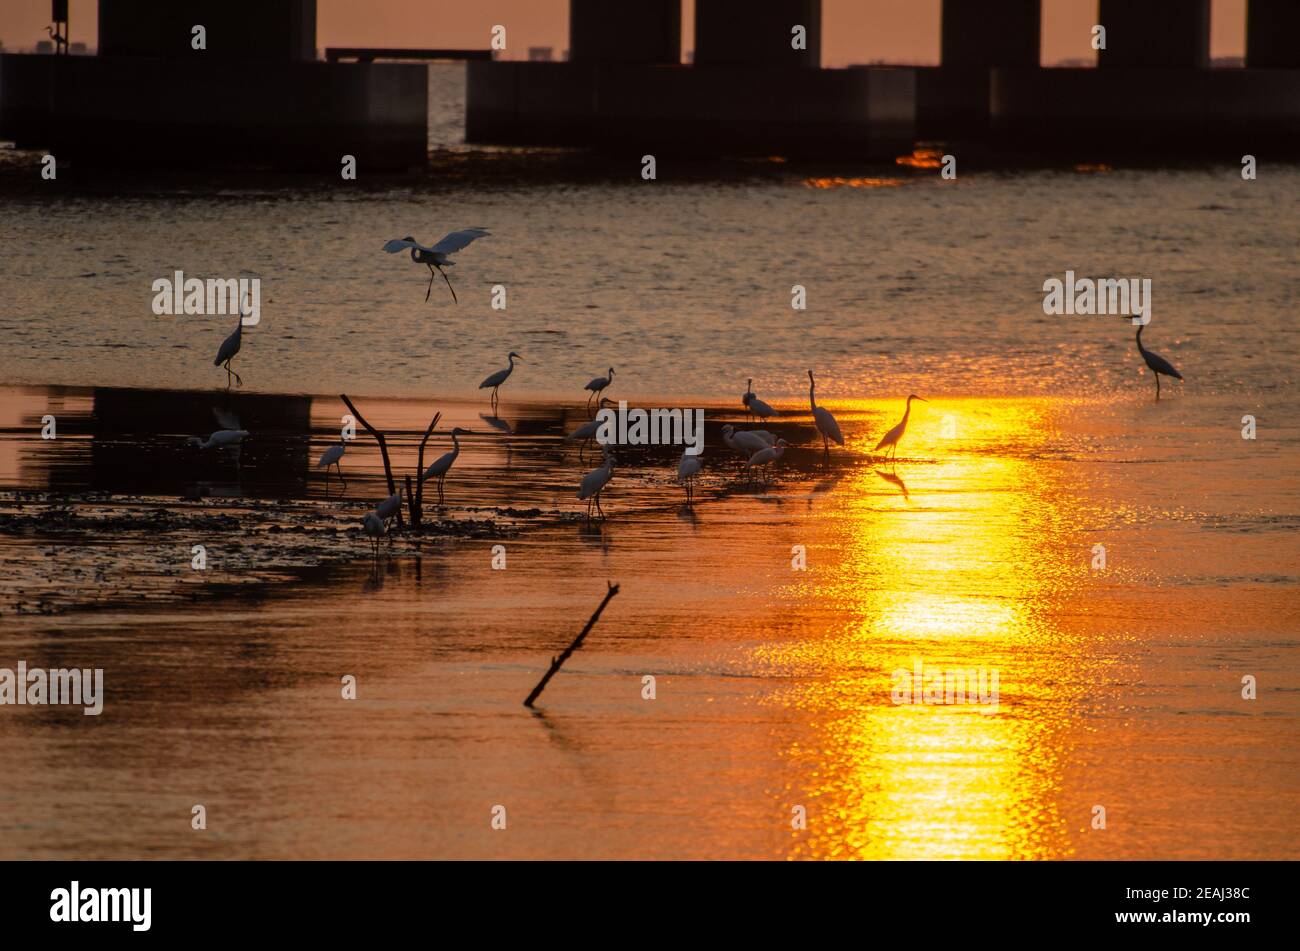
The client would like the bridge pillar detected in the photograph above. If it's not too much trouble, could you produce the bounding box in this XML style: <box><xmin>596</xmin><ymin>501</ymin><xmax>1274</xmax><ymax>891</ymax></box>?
<box><xmin>1246</xmin><ymin>0</ymin><xmax>1300</xmax><ymax>68</ymax></box>
<box><xmin>941</xmin><ymin>0</ymin><xmax>1039</xmax><ymax>67</ymax></box>
<box><xmin>569</xmin><ymin>0</ymin><xmax>680</xmax><ymax>64</ymax></box>
<box><xmin>1097</xmin><ymin>0</ymin><xmax>1210</xmax><ymax>69</ymax></box>
<box><xmin>694</xmin><ymin>0</ymin><xmax>820</xmax><ymax>68</ymax></box>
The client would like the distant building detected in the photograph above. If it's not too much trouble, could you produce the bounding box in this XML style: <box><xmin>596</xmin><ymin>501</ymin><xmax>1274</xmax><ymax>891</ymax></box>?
<box><xmin>528</xmin><ymin>46</ymin><xmax>553</xmax><ymax>62</ymax></box>
<box><xmin>35</xmin><ymin>40</ymin><xmax>53</xmax><ymax>55</ymax></box>
<box><xmin>70</xmin><ymin>42</ymin><xmax>88</xmax><ymax>55</ymax></box>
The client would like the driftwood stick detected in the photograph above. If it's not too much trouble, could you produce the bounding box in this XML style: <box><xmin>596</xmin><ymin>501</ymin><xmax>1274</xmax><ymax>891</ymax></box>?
<box><xmin>413</xmin><ymin>411</ymin><xmax>441</xmax><ymax>528</ymax></box>
<box><xmin>524</xmin><ymin>582</ymin><xmax>620</xmax><ymax>708</ymax></box>
<box><xmin>340</xmin><ymin>393</ymin><xmax>403</xmax><ymax>530</ymax></box>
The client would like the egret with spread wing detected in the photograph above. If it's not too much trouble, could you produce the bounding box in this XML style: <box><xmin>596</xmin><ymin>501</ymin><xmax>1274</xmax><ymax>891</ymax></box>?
<box><xmin>382</xmin><ymin>228</ymin><xmax>490</xmax><ymax>303</ymax></box>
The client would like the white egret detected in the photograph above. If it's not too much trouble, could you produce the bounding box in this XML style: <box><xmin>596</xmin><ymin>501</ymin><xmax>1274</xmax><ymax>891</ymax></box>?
<box><xmin>584</xmin><ymin>367</ymin><xmax>614</xmax><ymax>414</ymax></box>
<box><xmin>677</xmin><ymin>450</ymin><xmax>702</xmax><ymax>502</ymax></box>
<box><xmin>742</xmin><ymin>380</ymin><xmax>778</xmax><ymax>423</ymax></box>
<box><xmin>721</xmin><ymin>424</ymin><xmax>775</xmax><ymax>456</ymax></box>
<box><xmin>213</xmin><ymin>316</ymin><xmax>243</xmax><ymax>388</ymax></box>
<box><xmin>577</xmin><ymin>451</ymin><xmax>616</xmax><ymax>520</ymax></box>
<box><xmin>746</xmin><ymin>438</ymin><xmax>788</xmax><ymax>482</ymax></box>
<box><xmin>187</xmin><ymin>429</ymin><xmax>249</xmax><ymax>450</ymax></box>
<box><xmin>382</xmin><ymin>228</ymin><xmax>490</xmax><ymax>303</ymax></box>
<box><xmin>421</xmin><ymin>427</ymin><xmax>468</xmax><ymax>505</ymax></box>
<box><xmin>807</xmin><ymin>370</ymin><xmax>844</xmax><ymax>459</ymax></box>
<box><xmin>316</xmin><ymin>443</ymin><xmax>346</xmax><ymax>489</ymax></box>
<box><xmin>363</xmin><ymin>511</ymin><xmax>385</xmax><ymax>557</ymax></box>
<box><xmin>480</xmin><ymin>352</ymin><xmax>522</xmax><ymax>411</ymax></box>
<box><xmin>565</xmin><ymin>398</ymin><xmax>616</xmax><ymax>458</ymax></box>
<box><xmin>1135</xmin><ymin>324</ymin><xmax>1183</xmax><ymax>399</ymax></box>
<box><xmin>874</xmin><ymin>395</ymin><xmax>927</xmax><ymax>462</ymax></box>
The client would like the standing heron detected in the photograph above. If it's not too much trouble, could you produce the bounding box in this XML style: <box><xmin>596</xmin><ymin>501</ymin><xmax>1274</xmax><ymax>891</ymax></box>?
<box><xmin>316</xmin><ymin>443</ymin><xmax>346</xmax><ymax>489</ymax></box>
<box><xmin>584</xmin><ymin>368</ymin><xmax>615</xmax><ymax>414</ymax></box>
<box><xmin>363</xmin><ymin>511</ymin><xmax>385</xmax><ymax>558</ymax></box>
<box><xmin>721</xmin><ymin>425</ymin><xmax>775</xmax><ymax>457</ymax></box>
<box><xmin>743</xmin><ymin>380</ymin><xmax>778</xmax><ymax>424</ymax></box>
<box><xmin>746</xmin><ymin>438</ymin><xmax>788</xmax><ymax>483</ymax></box>
<box><xmin>421</xmin><ymin>427</ymin><xmax>468</xmax><ymax>505</ymax></box>
<box><xmin>382</xmin><ymin>228</ymin><xmax>490</xmax><ymax>303</ymax></box>
<box><xmin>577</xmin><ymin>451</ymin><xmax>616</xmax><ymax>520</ymax></box>
<box><xmin>807</xmin><ymin>370</ymin><xmax>844</xmax><ymax>459</ymax></box>
<box><xmin>677</xmin><ymin>450</ymin><xmax>703</xmax><ymax>503</ymax></box>
<box><xmin>874</xmin><ymin>395</ymin><xmax>927</xmax><ymax>463</ymax></box>
<box><xmin>213</xmin><ymin>315</ymin><xmax>243</xmax><ymax>388</ymax></box>
<box><xmin>480</xmin><ymin>352</ymin><xmax>522</xmax><ymax>411</ymax></box>
<box><xmin>375</xmin><ymin>490</ymin><xmax>403</xmax><ymax>539</ymax></box>
<box><xmin>565</xmin><ymin>398</ymin><xmax>616</xmax><ymax>459</ymax></box>
<box><xmin>1135</xmin><ymin>324</ymin><xmax>1183</xmax><ymax>400</ymax></box>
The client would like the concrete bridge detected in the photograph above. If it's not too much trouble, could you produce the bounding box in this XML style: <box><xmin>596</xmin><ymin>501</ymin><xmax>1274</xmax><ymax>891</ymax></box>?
<box><xmin>469</xmin><ymin>0</ymin><xmax>1300</xmax><ymax>157</ymax></box>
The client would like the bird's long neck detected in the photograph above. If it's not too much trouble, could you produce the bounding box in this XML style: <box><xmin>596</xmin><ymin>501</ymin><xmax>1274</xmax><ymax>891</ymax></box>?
<box><xmin>1135</xmin><ymin>326</ymin><xmax>1148</xmax><ymax>355</ymax></box>
<box><xmin>808</xmin><ymin>381</ymin><xmax>817</xmax><ymax>411</ymax></box>
<box><xmin>902</xmin><ymin>398</ymin><xmax>914</xmax><ymax>423</ymax></box>
<box><xmin>451</xmin><ymin>432</ymin><xmax>461</xmax><ymax>454</ymax></box>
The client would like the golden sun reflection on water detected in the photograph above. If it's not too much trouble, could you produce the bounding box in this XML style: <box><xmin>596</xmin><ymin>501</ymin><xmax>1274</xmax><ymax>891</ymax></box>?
<box><xmin>757</xmin><ymin>399</ymin><xmax>1092</xmax><ymax>859</ymax></box>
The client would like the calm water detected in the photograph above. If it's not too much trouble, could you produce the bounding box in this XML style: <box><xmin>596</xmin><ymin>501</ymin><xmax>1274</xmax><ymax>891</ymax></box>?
<box><xmin>0</xmin><ymin>66</ymin><xmax>1297</xmax><ymax>860</ymax></box>
<box><xmin>1</xmin><ymin>68</ymin><xmax>1297</xmax><ymax>403</ymax></box>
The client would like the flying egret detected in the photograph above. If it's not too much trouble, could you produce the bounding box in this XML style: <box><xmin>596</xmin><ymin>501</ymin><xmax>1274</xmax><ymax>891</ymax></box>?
<box><xmin>874</xmin><ymin>395</ymin><xmax>928</xmax><ymax>462</ymax></box>
<box><xmin>1135</xmin><ymin>324</ymin><xmax>1183</xmax><ymax>399</ymax></box>
<box><xmin>363</xmin><ymin>511</ymin><xmax>385</xmax><ymax>558</ymax></box>
<box><xmin>807</xmin><ymin>370</ymin><xmax>844</xmax><ymax>459</ymax></box>
<box><xmin>584</xmin><ymin>367</ymin><xmax>615</xmax><ymax>414</ymax></box>
<box><xmin>316</xmin><ymin>443</ymin><xmax>346</xmax><ymax>489</ymax></box>
<box><xmin>421</xmin><ymin>427</ymin><xmax>468</xmax><ymax>505</ymax></box>
<box><xmin>742</xmin><ymin>380</ymin><xmax>778</xmax><ymax>424</ymax></box>
<box><xmin>565</xmin><ymin>398</ymin><xmax>616</xmax><ymax>458</ymax></box>
<box><xmin>746</xmin><ymin>438</ymin><xmax>788</xmax><ymax>482</ymax></box>
<box><xmin>577</xmin><ymin>451</ymin><xmax>616</xmax><ymax>520</ymax></box>
<box><xmin>382</xmin><ymin>228</ymin><xmax>490</xmax><ymax>303</ymax></box>
<box><xmin>480</xmin><ymin>352</ymin><xmax>521</xmax><ymax>411</ymax></box>
<box><xmin>677</xmin><ymin>450</ymin><xmax>702</xmax><ymax>502</ymax></box>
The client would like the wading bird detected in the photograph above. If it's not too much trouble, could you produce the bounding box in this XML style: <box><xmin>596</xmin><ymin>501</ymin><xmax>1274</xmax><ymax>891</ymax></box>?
<box><xmin>1135</xmin><ymin>323</ymin><xmax>1183</xmax><ymax>400</ymax></box>
<box><xmin>479</xmin><ymin>352</ymin><xmax>522</xmax><ymax>411</ymax></box>
<box><xmin>382</xmin><ymin>228</ymin><xmax>490</xmax><ymax>303</ymax></box>
<box><xmin>577</xmin><ymin>451</ymin><xmax>616</xmax><ymax>520</ymax></box>
<box><xmin>677</xmin><ymin>450</ymin><xmax>702</xmax><ymax>503</ymax></box>
<box><xmin>874</xmin><ymin>395</ymin><xmax>927</xmax><ymax>462</ymax></box>
<box><xmin>565</xmin><ymin>398</ymin><xmax>616</xmax><ymax>459</ymax></box>
<box><xmin>375</xmin><ymin>490</ymin><xmax>402</xmax><ymax>537</ymax></box>
<box><xmin>421</xmin><ymin>427</ymin><xmax>468</xmax><ymax>505</ymax></box>
<box><xmin>316</xmin><ymin>443</ymin><xmax>346</xmax><ymax>489</ymax></box>
<box><xmin>746</xmin><ymin>438</ymin><xmax>788</xmax><ymax>483</ymax></box>
<box><xmin>721</xmin><ymin>424</ymin><xmax>776</xmax><ymax>457</ymax></box>
<box><xmin>187</xmin><ymin>429</ymin><xmax>249</xmax><ymax>451</ymax></box>
<box><xmin>363</xmin><ymin>511</ymin><xmax>385</xmax><ymax>558</ymax></box>
<box><xmin>807</xmin><ymin>370</ymin><xmax>844</xmax><ymax>459</ymax></box>
<box><xmin>584</xmin><ymin>368</ymin><xmax>615</xmax><ymax>414</ymax></box>
<box><xmin>743</xmin><ymin>380</ymin><xmax>778</xmax><ymax>424</ymax></box>
<box><xmin>214</xmin><ymin>315</ymin><xmax>244</xmax><ymax>388</ymax></box>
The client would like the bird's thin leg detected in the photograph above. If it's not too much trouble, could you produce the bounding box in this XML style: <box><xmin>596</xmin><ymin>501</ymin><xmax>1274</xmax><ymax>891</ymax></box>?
<box><xmin>586</xmin><ymin>391</ymin><xmax>595</xmax><ymax>415</ymax></box>
<box><xmin>1155</xmin><ymin>371</ymin><xmax>1161</xmax><ymax>401</ymax></box>
<box><xmin>337</xmin><ymin>464</ymin><xmax>347</xmax><ymax>490</ymax></box>
<box><xmin>437</xmin><ymin>266</ymin><xmax>457</xmax><ymax>304</ymax></box>
<box><xmin>596</xmin><ymin>494</ymin><xmax>605</xmax><ymax>519</ymax></box>
<box><xmin>425</xmin><ymin>264</ymin><xmax>435</xmax><ymax>302</ymax></box>
<box><xmin>439</xmin><ymin>476</ymin><xmax>445</xmax><ymax>506</ymax></box>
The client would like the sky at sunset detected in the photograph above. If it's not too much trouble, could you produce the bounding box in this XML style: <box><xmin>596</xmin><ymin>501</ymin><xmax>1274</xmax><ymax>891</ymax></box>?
<box><xmin>1</xmin><ymin>0</ymin><xmax>1248</xmax><ymax>65</ymax></box>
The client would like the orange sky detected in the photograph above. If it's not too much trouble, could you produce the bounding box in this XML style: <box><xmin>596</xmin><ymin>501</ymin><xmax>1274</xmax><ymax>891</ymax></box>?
<box><xmin>1</xmin><ymin>0</ymin><xmax>1247</xmax><ymax>65</ymax></box>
